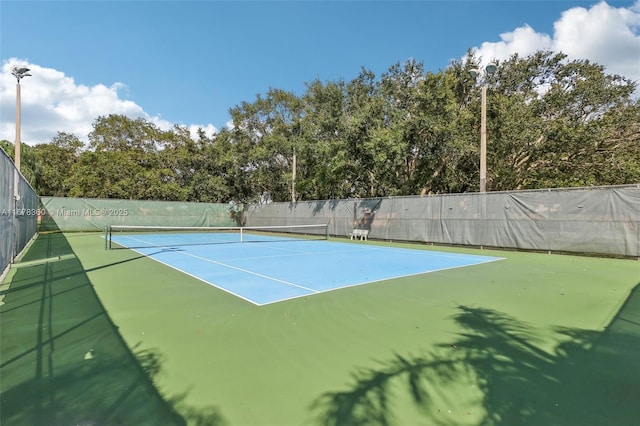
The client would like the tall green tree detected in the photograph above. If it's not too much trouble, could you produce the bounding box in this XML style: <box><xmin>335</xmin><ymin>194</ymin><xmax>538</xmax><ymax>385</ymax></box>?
<box><xmin>299</xmin><ymin>79</ymin><xmax>350</xmax><ymax>199</ymax></box>
<box><xmin>404</xmin><ymin>63</ymin><xmax>478</xmax><ymax>194</ymax></box>
<box><xmin>11</xmin><ymin>50</ymin><xmax>638</xmax><ymax>202</ymax></box>
<box><xmin>229</xmin><ymin>88</ymin><xmax>307</xmax><ymax>203</ymax></box>
<box><xmin>189</xmin><ymin>128</ymin><xmax>247</xmax><ymax>203</ymax></box>
<box><xmin>0</xmin><ymin>140</ymin><xmax>37</xmax><ymax>187</ymax></box>
<box><xmin>342</xmin><ymin>67</ymin><xmax>388</xmax><ymax>197</ymax></box>
<box><xmin>480</xmin><ymin>51</ymin><xmax>639</xmax><ymax>189</ymax></box>
<box><xmin>67</xmin><ymin>114</ymin><xmax>180</xmax><ymax>200</ymax></box>
<box><xmin>33</xmin><ymin>132</ymin><xmax>83</xmax><ymax>196</ymax></box>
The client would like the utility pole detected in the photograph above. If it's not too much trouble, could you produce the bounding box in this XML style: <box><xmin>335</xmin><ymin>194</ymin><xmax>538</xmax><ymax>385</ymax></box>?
<box><xmin>469</xmin><ymin>63</ymin><xmax>497</xmax><ymax>193</ymax></box>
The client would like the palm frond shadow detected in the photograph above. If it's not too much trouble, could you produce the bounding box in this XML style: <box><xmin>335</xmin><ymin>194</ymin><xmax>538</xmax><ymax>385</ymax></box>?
<box><xmin>312</xmin><ymin>299</ymin><xmax>640</xmax><ymax>426</ymax></box>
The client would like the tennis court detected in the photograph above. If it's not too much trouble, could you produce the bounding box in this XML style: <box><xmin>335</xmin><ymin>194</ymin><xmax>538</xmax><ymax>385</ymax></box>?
<box><xmin>2</xmin><ymin>228</ymin><xmax>639</xmax><ymax>425</ymax></box>
<box><xmin>108</xmin><ymin>225</ymin><xmax>503</xmax><ymax>305</ymax></box>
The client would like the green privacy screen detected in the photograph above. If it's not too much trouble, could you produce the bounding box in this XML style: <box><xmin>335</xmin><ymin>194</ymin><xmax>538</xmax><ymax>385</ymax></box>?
<box><xmin>40</xmin><ymin>197</ymin><xmax>240</xmax><ymax>231</ymax></box>
<box><xmin>1</xmin><ymin>147</ymin><xmax>38</xmax><ymax>274</ymax></box>
<box><xmin>41</xmin><ymin>185</ymin><xmax>639</xmax><ymax>258</ymax></box>
<box><xmin>244</xmin><ymin>185</ymin><xmax>640</xmax><ymax>258</ymax></box>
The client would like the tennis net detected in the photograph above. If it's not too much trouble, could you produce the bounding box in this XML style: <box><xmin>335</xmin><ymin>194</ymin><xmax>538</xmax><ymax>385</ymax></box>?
<box><xmin>105</xmin><ymin>224</ymin><xmax>329</xmax><ymax>249</ymax></box>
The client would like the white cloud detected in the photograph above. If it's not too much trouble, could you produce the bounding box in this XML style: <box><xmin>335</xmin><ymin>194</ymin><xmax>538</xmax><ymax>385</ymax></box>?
<box><xmin>186</xmin><ymin>123</ymin><xmax>218</xmax><ymax>140</ymax></box>
<box><xmin>552</xmin><ymin>1</ymin><xmax>640</xmax><ymax>80</ymax></box>
<box><xmin>0</xmin><ymin>59</ymin><xmax>218</xmax><ymax>146</ymax></box>
<box><xmin>3</xmin><ymin>2</ymin><xmax>638</xmax><ymax>147</ymax></box>
<box><xmin>474</xmin><ymin>25</ymin><xmax>553</xmax><ymax>63</ymax></box>
<box><xmin>470</xmin><ymin>1</ymin><xmax>640</xmax><ymax>89</ymax></box>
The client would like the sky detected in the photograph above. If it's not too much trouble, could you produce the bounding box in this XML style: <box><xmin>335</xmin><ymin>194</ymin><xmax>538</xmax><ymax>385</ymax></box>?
<box><xmin>1</xmin><ymin>0</ymin><xmax>639</xmax><ymax>146</ymax></box>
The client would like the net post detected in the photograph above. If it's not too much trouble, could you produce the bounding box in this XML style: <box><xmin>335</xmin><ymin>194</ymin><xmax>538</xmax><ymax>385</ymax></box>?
<box><xmin>325</xmin><ymin>223</ymin><xmax>329</xmax><ymax>240</ymax></box>
<box><xmin>240</xmin><ymin>226</ymin><xmax>244</xmax><ymax>243</ymax></box>
<box><xmin>108</xmin><ymin>226</ymin><xmax>113</xmax><ymax>250</ymax></box>
<box><xmin>104</xmin><ymin>226</ymin><xmax>109</xmax><ymax>250</ymax></box>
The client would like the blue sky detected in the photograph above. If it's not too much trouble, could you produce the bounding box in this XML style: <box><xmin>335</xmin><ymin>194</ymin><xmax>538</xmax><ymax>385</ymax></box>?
<box><xmin>1</xmin><ymin>1</ymin><xmax>639</xmax><ymax>145</ymax></box>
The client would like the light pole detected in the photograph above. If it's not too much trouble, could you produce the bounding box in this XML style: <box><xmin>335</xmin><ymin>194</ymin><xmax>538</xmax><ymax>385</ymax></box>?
<box><xmin>469</xmin><ymin>63</ymin><xmax>496</xmax><ymax>193</ymax></box>
<box><xmin>11</xmin><ymin>66</ymin><xmax>31</xmax><ymax>172</ymax></box>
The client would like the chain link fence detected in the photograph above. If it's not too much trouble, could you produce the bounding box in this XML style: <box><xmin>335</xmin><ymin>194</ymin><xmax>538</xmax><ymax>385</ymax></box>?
<box><xmin>1</xmin><ymin>147</ymin><xmax>38</xmax><ymax>276</ymax></box>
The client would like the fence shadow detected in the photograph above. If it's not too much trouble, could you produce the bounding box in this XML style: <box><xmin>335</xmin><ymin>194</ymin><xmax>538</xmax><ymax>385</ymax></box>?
<box><xmin>0</xmin><ymin>228</ymin><xmax>227</xmax><ymax>425</ymax></box>
<box><xmin>312</xmin><ymin>284</ymin><xmax>640</xmax><ymax>425</ymax></box>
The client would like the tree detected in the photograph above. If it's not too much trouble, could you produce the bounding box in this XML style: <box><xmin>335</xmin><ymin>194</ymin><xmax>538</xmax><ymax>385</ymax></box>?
<box><xmin>448</xmin><ymin>51</ymin><xmax>640</xmax><ymax>191</ymax></box>
<box><xmin>9</xmin><ymin>50</ymin><xmax>639</xmax><ymax>202</ymax></box>
<box><xmin>33</xmin><ymin>132</ymin><xmax>83</xmax><ymax>196</ymax></box>
<box><xmin>0</xmin><ymin>140</ymin><xmax>37</xmax><ymax>187</ymax></box>
<box><xmin>189</xmin><ymin>129</ymin><xmax>246</xmax><ymax>203</ymax></box>
<box><xmin>299</xmin><ymin>79</ymin><xmax>350</xmax><ymax>199</ymax></box>
<box><xmin>405</xmin><ymin>64</ymin><xmax>478</xmax><ymax>194</ymax></box>
<box><xmin>68</xmin><ymin>114</ymin><xmax>189</xmax><ymax>200</ymax></box>
<box><xmin>229</xmin><ymin>88</ymin><xmax>305</xmax><ymax>203</ymax></box>
<box><xmin>483</xmin><ymin>52</ymin><xmax>639</xmax><ymax>189</ymax></box>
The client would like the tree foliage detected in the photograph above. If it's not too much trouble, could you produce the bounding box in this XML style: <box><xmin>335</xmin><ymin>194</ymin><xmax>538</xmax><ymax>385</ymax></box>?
<box><xmin>4</xmin><ymin>50</ymin><xmax>638</xmax><ymax>202</ymax></box>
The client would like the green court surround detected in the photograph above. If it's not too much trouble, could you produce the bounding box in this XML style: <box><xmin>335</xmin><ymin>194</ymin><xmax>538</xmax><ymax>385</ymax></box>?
<box><xmin>1</xmin><ymin>231</ymin><xmax>639</xmax><ymax>425</ymax></box>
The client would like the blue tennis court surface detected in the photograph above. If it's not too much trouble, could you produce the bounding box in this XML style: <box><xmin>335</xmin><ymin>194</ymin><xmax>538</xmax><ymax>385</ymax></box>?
<box><xmin>111</xmin><ymin>233</ymin><xmax>504</xmax><ymax>305</ymax></box>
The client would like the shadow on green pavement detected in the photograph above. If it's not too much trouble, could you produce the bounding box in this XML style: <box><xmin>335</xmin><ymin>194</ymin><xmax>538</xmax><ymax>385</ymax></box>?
<box><xmin>0</xmin><ymin>230</ymin><xmax>227</xmax><ymax>425</ymax></box>
<box><xmin>312</xmin><ymin>283</ymin><xmax>640</xmax><ymax>426</ymax></box>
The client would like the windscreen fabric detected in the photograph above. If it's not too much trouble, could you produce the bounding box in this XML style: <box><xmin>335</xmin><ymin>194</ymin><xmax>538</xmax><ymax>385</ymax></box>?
<box><xmin>40</xmin><ymin>197</ymin><xmax>240</xmax><ymax>231</ymax></box>
<box><xmin>245</xmin><ymin>186</ymin><xmax>640</xmax><ymax>257</ymax></box>
<box><xmin>40</xmin><ymin>186</ymin><xmax>639</xmax><ymax>257</ymax></box>
<box><xmin>1</xmin><ymin>148</ymin><xmax>38</xmax><ymax>274</ymax></box>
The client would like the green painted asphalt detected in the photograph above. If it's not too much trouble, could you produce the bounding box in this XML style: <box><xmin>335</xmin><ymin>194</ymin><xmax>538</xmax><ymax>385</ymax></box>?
<box><xmin>1</xmin><ymin>232</ymin><xmax>638</xmax><ymax>425</ymax></box>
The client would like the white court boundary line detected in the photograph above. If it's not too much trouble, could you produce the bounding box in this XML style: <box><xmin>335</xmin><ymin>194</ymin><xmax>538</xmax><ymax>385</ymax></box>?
<box><xmin>117</xmin><ymin>234</ymin><xmax>320</xmax><ymax>294</ymax></box>
<box><xmin>112</xmin><ymin>234</ymin><xmax>505</xmax><ymax>306</ymax></box>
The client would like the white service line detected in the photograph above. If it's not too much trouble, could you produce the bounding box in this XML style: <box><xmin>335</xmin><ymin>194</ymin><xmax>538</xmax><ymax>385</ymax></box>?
<box><xmin>155</xmin><ymin>245</ymin><xmax>320</xmax><ymax>294</ymax></box>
